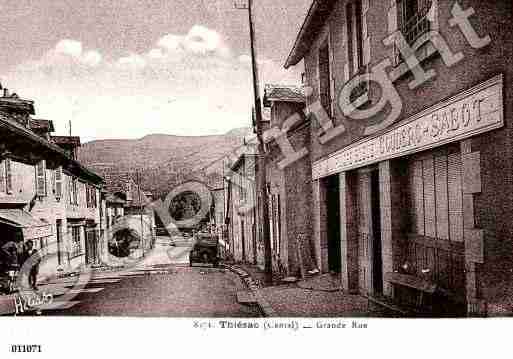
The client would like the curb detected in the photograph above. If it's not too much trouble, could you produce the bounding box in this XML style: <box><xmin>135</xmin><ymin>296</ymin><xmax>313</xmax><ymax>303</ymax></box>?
<box><xmin>223</xmin><ymin>264</ymin><xmax>276</xmax><ymax>317</ymax></box>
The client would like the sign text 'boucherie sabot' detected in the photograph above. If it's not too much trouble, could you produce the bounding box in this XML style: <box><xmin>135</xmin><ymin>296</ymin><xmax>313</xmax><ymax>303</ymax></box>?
<box><xmin>312</xmin><ymin>75</ymin><xmax>504</xmax><ymax>179</ymax></box>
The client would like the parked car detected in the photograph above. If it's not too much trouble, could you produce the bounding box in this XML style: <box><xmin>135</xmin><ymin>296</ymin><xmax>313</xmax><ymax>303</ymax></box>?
<box><xmin>155</xmin><ymin>227</ymin><xmax>169</xmax><ymax>237</ymax></box>
<box><xmin>189</xmin><ymin>232</ymin><xmax>219</xmax><ymax>267</ymax></box>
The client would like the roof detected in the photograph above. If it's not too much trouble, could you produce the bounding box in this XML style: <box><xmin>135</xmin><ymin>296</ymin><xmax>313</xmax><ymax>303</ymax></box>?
<box><xmin>0</xmin><ymin>95</ymin><xmax>35</xmax><ymax>115</ymax></box>
<box><xmin>30</xmin><ymin>119</ymin><xmax>55</xmax><ymax>133</ymax></box>
<box><xmin>52</xmin><ymin>136</ymin><xmax>81</xmax><ymax>147</ymax></box>
<box><xmin>284</xmin><ymin>0</ymin><xmax>337</xmax><ymax>69</ymax></box>
<box><xmin>0</xmin><ymin>209</ymin><xmax>53</xmax><ymax>240</ymax></box>
<box><xmin>263</xmin><ymin>84</ymin><xmax>306</xmax><ymax>107</ymax></box>
<box><xmin>0</xmin><ymin>114</ymin><xmax>103</xmax><ymax>185</ymax></box>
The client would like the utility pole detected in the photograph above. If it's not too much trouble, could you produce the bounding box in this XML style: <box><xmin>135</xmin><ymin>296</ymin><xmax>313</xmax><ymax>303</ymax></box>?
<box><xmin>235</xmin><ymin>0</ymin><xmax>272</xmax><ymax>285</ymax></box>
<box><xmin>136</xmin><ymin>170</ymin><xmax>145</xmax><ymax>258</ymax></box>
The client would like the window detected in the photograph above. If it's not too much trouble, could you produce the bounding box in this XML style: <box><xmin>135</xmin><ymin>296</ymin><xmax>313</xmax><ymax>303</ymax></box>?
<box><xmin>69</xmin><ymin>177</ymin><xmax>78</xmax><ymax>205</ymax></box>
<box><xmin>318</xmin><ymin>41</ymin><xmax>331</xmax><ymax>114</ymax></box>
<box><xmin>86</xmin><ymin>186</ymin><xmax>92</xmax><ymax>208</ymax></box>
<box><xmin>0</xmin><ymin>158</ymin><xmax>13</xmax><ymax>194</ymax></box>
<box><xmin>346</xmin><ymin>0</ymin><xmax>364</xmax><ymax>76</ymax></box>
<box><xmin>70</xmin><ymin>226</ymin><xmax>82</xmax><ymax>257</ymax></box>
<box><xmin>398</xmin><ymin>0</ymin><xmax>432</xmax><ymax>46</ymax></box>
<box><xmin>35</xmin><ymin>160</ymin><xmax>47</xmax><ymax>197</ymax></box>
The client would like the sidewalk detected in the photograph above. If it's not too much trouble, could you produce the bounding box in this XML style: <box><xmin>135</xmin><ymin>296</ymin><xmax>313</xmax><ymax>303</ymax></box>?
<box><xmin>229</xmin><ymin>263</ymin><xmax>389</xmax><ymax>317</ymax></box>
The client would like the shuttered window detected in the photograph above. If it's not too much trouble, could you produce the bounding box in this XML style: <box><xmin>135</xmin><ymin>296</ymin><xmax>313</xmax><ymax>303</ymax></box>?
<box><xmin>408</xmin><ymin>149</ymin><xmax>463</xmax><ymax>241</ymax></box>
<box><xmin>36</xmin><ymin>160</ymin><xmax>47</xmax><ymax>197</ymax></box>
<box><xmin>318</xmin><ymin>42</ymin><xmax>331</xmax><ymax>114</ymax></box>
<box><xmin>5</xmin><ymin>159</ymin><xmax>12</xmax><ymax>193</ymax></box>
<box><xmin>0</xmin><ymin>159</ymin><xmax>11</xmax><ymax>193</ymax></box>
<box><xmin>346</xmin><ymin>1</ymin><xmax>365</xmax><ymax>74</ymax></box>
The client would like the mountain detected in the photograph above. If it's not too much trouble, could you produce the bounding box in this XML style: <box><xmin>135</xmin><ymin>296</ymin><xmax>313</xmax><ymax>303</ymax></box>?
<box><xmin>79</xmin><ymin>127</ymin><xmax>254</xmax><ymax>198</ymax></box>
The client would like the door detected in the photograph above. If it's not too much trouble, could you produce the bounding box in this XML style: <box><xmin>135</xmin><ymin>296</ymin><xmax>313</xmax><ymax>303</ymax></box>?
<box><xmin>240</xmin><ymin>219</ymin><xmax>246</xmax><ymax>262</ymax></box>
<box><xmin>370</xmin><ymin>170</ymin><xmax>383</xmax><ymax>294</ymax></box>
<box><xmin>56</xmin><ymin>220</ymin><xmax>62</xmax><ymax>265</ymax></box>
<box><xmin>326</xmin><ymin>175</ymin><xmax>341</xmax><ymax>273</ymax></box>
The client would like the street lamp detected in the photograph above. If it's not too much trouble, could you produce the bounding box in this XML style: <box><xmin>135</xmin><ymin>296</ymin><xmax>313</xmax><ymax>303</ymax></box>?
<box><xmin>234</xmin><ymin>0</ymin><xmax>273</xmax><ymax>285</ymax></box>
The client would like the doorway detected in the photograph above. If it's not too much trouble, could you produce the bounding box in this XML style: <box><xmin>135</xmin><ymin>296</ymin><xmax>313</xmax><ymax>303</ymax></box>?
<box><xmin>325</xmin><ymin>174</ymin><xmax>341</xmax><ymax>273</ymax></box>
<box><xmin>370</xmin><ymin>169</ymin><xmax>383</xmax><ymax>294</ymax></box>
<box><xmin>56</xmin><ymin>220</ymin><xmax>62</xmax><ymax>265</ymax></box>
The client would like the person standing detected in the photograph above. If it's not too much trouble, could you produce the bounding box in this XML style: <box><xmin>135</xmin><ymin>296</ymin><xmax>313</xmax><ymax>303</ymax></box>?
<box><xmin>21</xmin><ymin>240</ymin><xmax>41</xmax><ymax>291</ymax></box>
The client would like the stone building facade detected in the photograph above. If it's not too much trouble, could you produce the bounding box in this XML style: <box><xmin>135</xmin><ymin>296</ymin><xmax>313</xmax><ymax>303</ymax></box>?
<box><xmin>0</xmin><ymin>92</ymin><xmax>105</xmax><ymax>279</ymax></box>
<box><xmin>263</xmin><ymin>84</ymin><xmax>316</xmax><ymax>277</ymax></box>
<box><xmin>285</xmin><ymin>0</ymin><xmax>513</xmax><ymax>315</ymax></box>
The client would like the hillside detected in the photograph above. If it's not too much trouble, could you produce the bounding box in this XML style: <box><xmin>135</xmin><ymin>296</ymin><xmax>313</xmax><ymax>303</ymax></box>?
<box><xmin>79</xmin><ymin>128</ymin><xmax>254</xmax><ymax>198</ymax></box>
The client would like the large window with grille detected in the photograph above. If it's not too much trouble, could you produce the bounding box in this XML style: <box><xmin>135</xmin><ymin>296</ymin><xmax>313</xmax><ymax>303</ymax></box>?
<box><xmin>403</xmin><ymin>147</ymin><xmax>466</xmax><ymax>294</ymax></box>
<box><xmin>394</xmin><ymin>0</ymin><xmax>434</xmax><ymax>65</ymax></box>
<box><xmin>398</xmin><ymin>0</ymin><xmax>433</xmax><ymax>46</ymax></box>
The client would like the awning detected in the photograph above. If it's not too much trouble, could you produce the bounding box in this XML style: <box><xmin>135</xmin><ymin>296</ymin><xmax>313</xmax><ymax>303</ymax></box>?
<box><xmin>0</xmin><ymin>209</ymin><xmax>53</xmax><ymax>240</ymax></box>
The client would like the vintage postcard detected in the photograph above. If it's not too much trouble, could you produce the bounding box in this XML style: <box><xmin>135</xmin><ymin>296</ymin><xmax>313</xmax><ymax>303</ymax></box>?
<box><xmin>0</xmin><ymin>0</ymin><xmax>511</xmax><ymax>356</ymax></box>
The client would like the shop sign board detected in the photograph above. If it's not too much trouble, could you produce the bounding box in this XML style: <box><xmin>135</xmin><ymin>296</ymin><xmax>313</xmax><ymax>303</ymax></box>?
<box><xmin>313</xmin><ymin>75</ymin><xmax>504</xmax><ymax>179</ymax></box>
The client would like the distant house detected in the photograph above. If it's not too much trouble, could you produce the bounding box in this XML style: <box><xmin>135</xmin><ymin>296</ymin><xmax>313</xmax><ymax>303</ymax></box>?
<box><xmin>51</xmin><ymin>136</ymin><xmax>81</xmax><ymax>160</ymax></box>
<box><xmin>226</xmin><ymin>149</ymin><xmax>261</xmax><ymax>266</ymax></box>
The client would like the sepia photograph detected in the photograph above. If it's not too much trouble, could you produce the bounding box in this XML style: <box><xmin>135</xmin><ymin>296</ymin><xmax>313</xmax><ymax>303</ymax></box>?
<box><xmin>0</xmin><ymin>0</ymin><xmax>512</xmax><ymax>356</ymax></box>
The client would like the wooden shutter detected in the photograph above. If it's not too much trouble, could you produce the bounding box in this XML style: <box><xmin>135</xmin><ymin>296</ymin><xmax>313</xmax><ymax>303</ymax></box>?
<box><xmin>68</xmin><ymin>177</ymin><xmax>73</xmax><ymax>204</ymax></box>
<box><xmin>0</xmin><ymin>160</ymin><xmax>5</xmax><ymax>193</ymax></box>
<box><xmin>318</xmin><ymin>42</ymin><xmax>331</xmax><ymax>114</ymax></box>
<box><xmin>36</xmin><ymin>160</ymin><xmax>46</xmax><ymax>196</ymax></box>
<box><xmin>5</xmin><ymin>159</ymin><xmax>12</xmax><ymax>193</ymax></box>
<box><xmin>434</xmin><ymin>155</ymin><xmax>449</xmax><ymax>240</ymax></box>
<box><xmin>410</xmin><ymin>159</ymin><xmax>425</xmax><ymax>235</ymax></box>
<box><xmin>422</xmin><ymin>157</ymin><xmax>436</xmax><ymax>238</ymax></box>
<box><xmin>55</xmin><ymin>167</ymin><xmax>63</xmax><ymax>199</ymax></box>
<box><xmin>355</xmin><ymin>0</ymin><xmax>364</xmax><ymax>70</ymax></box>
<box><xmin>73</xmin><ymin>179</ymin><xmax>78</xmax><ymax>205</ymax></box>
<box><xmin>448</xmin><ymin>152</ymin><xmax>463</xmax><ymax>242</ymax></box>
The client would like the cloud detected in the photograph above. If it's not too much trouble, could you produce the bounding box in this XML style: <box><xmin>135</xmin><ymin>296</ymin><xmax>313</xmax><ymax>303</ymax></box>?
<box><xmin>117</xmin><ymin>54</ymin><xmax>147</xmax><ymax>69</ymax></box>
<box><xmin>82</xmin><ymin>50</ymin><xmax>102</xmax><ymax>67</ymax></box>
<box><xmin>55</xmin><ymin>39</ymin><xmax>83</xmax><ymax>58</ymax></box>
<box><xmin>2</xmin><ymin>25</ymin><xmax>302</xmax><ymax>141</ymax></box>
<box><xmin>157</xmin><ymin>34</ymin><xmax>184</xmax><ymax>52</ymax></box>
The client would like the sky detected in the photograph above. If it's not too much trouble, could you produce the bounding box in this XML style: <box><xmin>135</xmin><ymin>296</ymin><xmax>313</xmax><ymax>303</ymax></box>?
<box><xmin>0</xmin><ymin>0</ymin><xmax>310</xmax><ymax>142</ymax></box>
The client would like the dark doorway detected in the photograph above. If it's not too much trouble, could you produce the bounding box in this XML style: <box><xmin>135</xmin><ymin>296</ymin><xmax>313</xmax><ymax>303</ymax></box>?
<box><xmin>370</xmin><ymin>169</ymin><xmax>383</xmax><ymax>294</ymax></box>
<box><xmin>325</xmin><ymin>174</ymin><xmax>341</xmax><ymax>273</ymax></box>
<box><xmin>56</xmin><ymin>220</ymin><xmax>62</xmax><ymax>265</ymax></box>
<box><xmin>240</xmin><ymin>219</ymin><xmax>246</xmax><ymax>262</ymax></box>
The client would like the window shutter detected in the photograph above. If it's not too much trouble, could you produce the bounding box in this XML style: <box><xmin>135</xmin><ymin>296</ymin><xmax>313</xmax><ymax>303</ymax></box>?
<box><xmin>5</xmin><ymin>159</ymin><xmax>12</xmax><ymax>193</ymax></box>
<box><xmin>55</xmin><ymin>167</ymin><xmax>63</xmax><ymax>199</ymax></box>
<box><xmin>448</xmin><ymin>152</ymin><xmax>463</xmax><ymax>242</ymax></box>
<box><xmin>0</xmin><ymin>160</ymin><xmax>6</xmax><ymax>193</ymax></box>
<box><xmin>36</xmin><ymin>160</ymin><xmax>46</xmax><ymax>196</ymax></box>
<box><xmin>434</xmin><ymin>155</ymin><xmax>449</xmax><ymax>240</ymax></box>
<box><xmin>422</xmin><ymin>157</ymin><xmax>436</xmax><ymax>238</ymax></box>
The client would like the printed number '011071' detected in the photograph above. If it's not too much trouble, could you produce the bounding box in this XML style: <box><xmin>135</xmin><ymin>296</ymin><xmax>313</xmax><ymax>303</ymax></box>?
<box><xmin>10</xmin><ymin>345</ymin><xmax>42</xmax><ymax>353</ymax></box>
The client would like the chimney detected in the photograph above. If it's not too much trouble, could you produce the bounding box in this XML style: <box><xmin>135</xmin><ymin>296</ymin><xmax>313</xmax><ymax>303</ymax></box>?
<box><xmin>3</xmin><ymin>88</ymin><xmax>9</xmax><ymax>97</ymax></box>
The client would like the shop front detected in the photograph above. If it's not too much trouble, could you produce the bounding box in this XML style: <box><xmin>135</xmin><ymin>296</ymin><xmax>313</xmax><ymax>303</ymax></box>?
<box><xmin>313</xmin><ymin>75</ymin><xmax>504</xmax><ymax>315</ymax></box>
<box><xmin>0</xmin><ymin>209</ymin><xmax>53</xmax><ymax>294</ymax></box>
